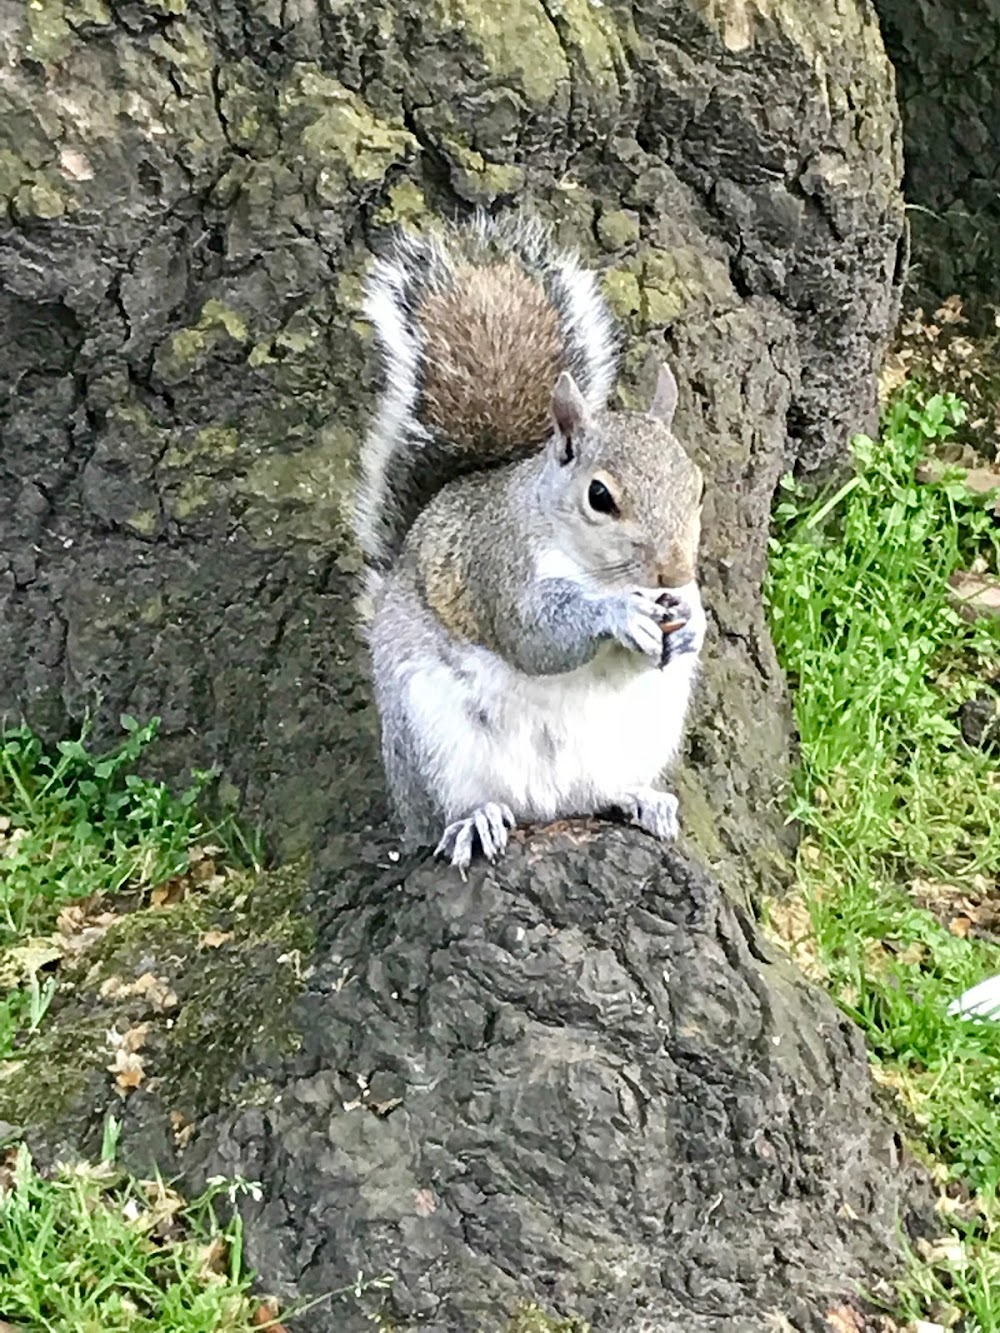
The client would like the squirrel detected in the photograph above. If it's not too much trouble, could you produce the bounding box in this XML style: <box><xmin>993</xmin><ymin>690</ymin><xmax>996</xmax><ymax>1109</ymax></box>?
<box><xmin>354</xmin><ymin>213</ymin><xmax>706</xmax><ymax>872</ymax></box>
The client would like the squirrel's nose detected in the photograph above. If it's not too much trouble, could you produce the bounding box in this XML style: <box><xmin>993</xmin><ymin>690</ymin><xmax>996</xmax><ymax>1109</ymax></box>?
<box><xmin>644</xmin><ymin>537</ymin><xmax>695</xmax><ymax>589</ymax></box>
<box><xmin>656</xmin><ymin>555</ymin><xmax>695</xmax><ymax>589</ymax></box>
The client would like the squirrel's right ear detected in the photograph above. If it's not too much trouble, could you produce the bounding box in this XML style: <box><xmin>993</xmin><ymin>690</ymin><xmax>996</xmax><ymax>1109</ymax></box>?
<box><xmin>550</xmin><ymin>371</ymin><xmax>588</xmax><ymax>464</ymax></box>
<box><xmin>649</xmin><ymin>363</ymin><xmax>678</xmax><ymax>427</ymax></box>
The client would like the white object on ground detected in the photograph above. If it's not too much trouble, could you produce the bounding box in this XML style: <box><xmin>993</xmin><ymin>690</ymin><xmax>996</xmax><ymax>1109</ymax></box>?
<box><xmin>947</xmin><ymin>973</ymin><xmax>1000</xmax><ymax>1021</ymax></box>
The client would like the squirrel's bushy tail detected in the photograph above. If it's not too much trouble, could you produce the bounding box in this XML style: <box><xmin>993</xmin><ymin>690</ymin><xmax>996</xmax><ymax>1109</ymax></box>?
<box><xmin>354</xmin><ymin>212</ymin><xmax>617</xmax><ymax>604</ymax></box>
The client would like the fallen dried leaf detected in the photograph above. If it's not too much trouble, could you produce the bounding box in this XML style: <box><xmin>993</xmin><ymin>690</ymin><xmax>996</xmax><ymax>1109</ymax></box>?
<box><xmin>138</xmin><ymin>1177</ymin><xmax>187</xmax><ymax>1238</ymax></box>
<box><xmin>936</xmin><ymin>295</ymin><xmax>965</xmax><ymax>324</ymax></box>
<box><xmin>191</xmin><ymin>858</ymin><xmax>218</xmax><ymax>885</ymax></box>
<box><xmin>916</xmin><ymin>458</ymin><xmax>1000</xmax><ymax>514</ymax></box>
<box><xmin>0</xmin><ymin>1145</ymin><xmax>18</xmax><ymax>1199</ymax></box>
<box><xmin>195</xmin><ymin>1236</ymin><xmax>229</xmax><ymax>1281</ymax></box>
<box><xmin>369</xmin><ymin>1096</ymin><xmax>403</xmax><ymax>1117</ymax></box>
<box><xmin>896</xmin><ymin>940</ymin><xmax>928</xmax><ymax>967</ymax></box>
<box><xmin>100</xmin><ymin>972</ymin><xmax>178</xmax><ymax>1012</ymax></box>
<box><xmin>169</xmin><ymin>1109</ymin><xmax>195</xmax><ymax>1150</ymax></box>
<box><xmin>63</xmin><ymin>1158</ymin><xmax>117</xmax><ymax>1184</ymax></box>
<box><xmin>56</xmin><ymin>899</ymin><xmax>118</xmax><ymax>952</ymax></box>
<box><xmin>106</xmin><ymin>1024</ymin><xmax>149</xmax><ymax>1091</ymax></box>
<box><xmin>109</xmin><ymin>1049</ymin><xmax>145</xmax><ymax>1092</ymax></box>
<box><xmin>133</xmin><ymin>972</ymin><xmax>178</xmax><ymax>1009</ymax></box>
<box><xmin>413</xmin><ymin>1187</ymin><xmax>437</xmax><ymax>1217</ymax></box>
<box><xmin>151</xmin><ymin>878</ymin><xmax>188</xmax><ymax>909</ymax></box>
<box><xmin>916</xmin><ymin>1233</ymin><xmax>966</xmax><ymax>1267</ymax></box>
<box><xmin>949</xmin><ymin>915</ymin><xmax>972</xmax><ymax>938</ymax></box>
<box><xmin>121</xmin><ymin>1023</ymin><xmax>149</xmax><ymax>1054</ymax></box>
<box><xmin>199</xmin><ymin>929</ymin><xmax>233</xmax><ymax>950</ymax></box>
<box><xmin>56</xmin><ymin>903</ymin><xmax>87</xmax><ymax>934</ymax></box>
<box><xmin>824</xmin><ymin>1305</ymin><xmax>865</xmax><ymax>1333</ymax></box>
<box><xmin>911</xmin><ymin>877</ymin><xmax>964</xmax><ymax>907</ymax></box>
<box><xmin>0</xmin><ymin>826</ymin><xmax>27</xmax><ymax>857</ymax></box>
<box><xmin>252</xmin><ymin>1298</ymin><xmax>289</xmax><ymax>1330</ymax></box>
<box><xmin>870</xmin><ymin>1065</ymin><xmax>910</xmax><ymax>1096</ymax></box>
<box><xmin>762</xmin><ymin>896</ymin><xmax>830</xmax><ymax>982</ymax></box>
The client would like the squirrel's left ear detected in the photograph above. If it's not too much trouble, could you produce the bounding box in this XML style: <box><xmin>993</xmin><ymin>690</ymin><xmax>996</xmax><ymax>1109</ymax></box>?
<box><xmin>550</xmin><ymin>371</ymin><xmax>588</xmax><ymax>464</ymax></box>
<box><xmin>649</xmin><ymin>363</ymin><xmax>678</xmax><ymax>427</ymax></box>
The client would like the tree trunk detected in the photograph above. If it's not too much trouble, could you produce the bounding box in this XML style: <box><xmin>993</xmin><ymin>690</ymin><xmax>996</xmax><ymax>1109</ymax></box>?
<box><xmin>873</xmin><ymin>0</ymin><xmax>1000</xmax><ymax>321</ymax></box>
<box><xmin>0</xmin><ymin>2</ymin><xmax>924</xmax><ymax>1328</ymax></box>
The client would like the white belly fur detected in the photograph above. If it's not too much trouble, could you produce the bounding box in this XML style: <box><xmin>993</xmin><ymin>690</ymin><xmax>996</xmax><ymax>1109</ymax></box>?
<box><xmin>403</xmin><ymin>642</ymin><xmax>696</xmax><ymax>824</ymax></box>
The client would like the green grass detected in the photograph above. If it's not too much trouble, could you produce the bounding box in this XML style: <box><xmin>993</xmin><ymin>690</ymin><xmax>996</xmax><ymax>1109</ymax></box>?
<box><xmin>0</xmin><ymin>719</ymin><xmax>283</xmax><ymax>1330</ymax></box>
<box><xmin>765</xmin><ymin>385</ymin><xmax>1000</xmax><ymax>1326</ymax></box>
<box><xmin>0</xmin><ymin>1119</ymin><xmax>268</xmax><ymax>1331</ymax></box>
<box><xmin>0</xmin><ymin>715</ymin><xmax>264</xmax><ymax>1063</ymax></box>
<box><xmin>0</xmin><ymin>1120</ymin><xmax>394</xmax><ymax>1330</ymax></box>
<box><xmin>0</xmin><ymin>715</ymin><xmax>211</xmax><ymax>942</ymax></box>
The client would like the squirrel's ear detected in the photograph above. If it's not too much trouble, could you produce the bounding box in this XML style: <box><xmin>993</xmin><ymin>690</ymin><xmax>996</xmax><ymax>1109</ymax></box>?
<box><xmin>649</xmin><ymin>363</ymin><xmax>678</xmax><ymax>427</ymax></box>
<box><xmin>550</xmin><ymin>371</ymin><xmax>588</xmax><ymax>463</ymax></box>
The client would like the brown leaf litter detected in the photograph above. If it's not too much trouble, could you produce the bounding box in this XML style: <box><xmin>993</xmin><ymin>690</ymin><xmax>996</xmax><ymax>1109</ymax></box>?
<box><xmin>910</xmin><ymin>874</ymin><xmax>1000</xmax><ymax>943</ymax></box>
<box><xmin>106</xmin><ymin>1022</ymin><xmax>150</xmax><ymax>1093</ymax></box>
<box><xmin>99</xmin><ymin>971</ymin><xmax>179</xmax><ymax>1013</ymax></box>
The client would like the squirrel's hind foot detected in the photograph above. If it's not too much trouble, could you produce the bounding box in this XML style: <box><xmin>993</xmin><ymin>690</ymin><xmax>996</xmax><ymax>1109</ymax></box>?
<box><xmin>614</xmin><ymin>787</ymin><xmax>680</xmax><ymax>842</ymax></box>
<box><xmin>436</xmin><ymin>803</ymin><xmax>516</xmax><ymax>876</ymax></box>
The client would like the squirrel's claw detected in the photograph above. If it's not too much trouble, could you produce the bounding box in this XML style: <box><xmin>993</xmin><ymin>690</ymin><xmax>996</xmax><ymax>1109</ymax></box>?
<box><xmin>436</xmin><ymin>803</ymin><xmax>516</xmax><ymax>876</ymax></box>
<box><xmin>657</xmin><ymin>589</ymin><xmax>706</xmax><ymax>667</ymax></box>
<box><xmin>614</xmin><ymin>787</ymin><xmax>680</xmax><ymax>842</ymax></box>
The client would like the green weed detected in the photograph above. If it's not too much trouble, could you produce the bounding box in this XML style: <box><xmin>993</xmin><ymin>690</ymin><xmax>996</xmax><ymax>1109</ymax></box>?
<box><xmin>0</xmin><ymin>715</ymin><xmax>264</xmax><ymax>1065</ymax></box>
<box><xmin>766</xmin><ymin>385</ymin><xmax>1000</xmax><ymax>1325</ymax></box>
<box><xmin>0</xmin><ymin>715</ymin><xmax>214</xmax><ymax>944</ymax></box>
<box><xmin>768</xmin><ymin>388</ymin><xmax>1000</xmax><ymax>879</ymax></box>
<box><xmin>0</xmin><ymin>1119</ymin><xmax>266</xmax><ymax>1331</ymax></box>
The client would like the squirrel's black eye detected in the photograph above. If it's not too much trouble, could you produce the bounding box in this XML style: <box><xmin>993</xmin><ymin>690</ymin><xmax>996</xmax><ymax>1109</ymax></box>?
<box><xmin>588</xmin><ymin>479</ymin><xmax>618</xmax><ymax>515</ymax></box>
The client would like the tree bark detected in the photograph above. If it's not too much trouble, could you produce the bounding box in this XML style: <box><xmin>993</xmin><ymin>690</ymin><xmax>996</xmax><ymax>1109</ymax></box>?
<box><xmin>873</xmin><ymin>0</ymin><xmax>1000</xmax><ymax>321</ymax></box>
<box><xmin>2</xmin><ymin>830</ymin><xmax>930</xmax><ymax>1331</ymax></box>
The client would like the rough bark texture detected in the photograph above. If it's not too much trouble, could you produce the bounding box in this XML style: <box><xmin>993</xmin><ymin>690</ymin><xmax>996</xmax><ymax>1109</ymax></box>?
<box><xmin>2</xmin><ymin>828</ymin><xmax>930</xmax><ymax>1332</ymax></box>
<box><xmin>0</xmin><ymin>3</ymin><xmax>921</xmax><ymax>1328</ymax></box>
<box><xmin>0</xmin><ymin>0</ymin><xmax>903</xmax><ymax>900</ymax></box>
<box><xmin>874</xmin><ymin>0</ymin><xmax>1000</xmax><ymax>320</ymax></box>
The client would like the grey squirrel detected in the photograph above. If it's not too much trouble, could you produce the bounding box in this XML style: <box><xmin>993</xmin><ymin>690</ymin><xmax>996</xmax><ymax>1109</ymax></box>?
<box><xmin>354</xmin><ymin>213</ymin><xmax>706</xmax><ymax>872</ymax></box>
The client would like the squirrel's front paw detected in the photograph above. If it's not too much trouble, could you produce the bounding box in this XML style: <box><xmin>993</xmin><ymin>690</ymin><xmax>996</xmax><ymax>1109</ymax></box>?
<box><xmin>435</xmin><ymin>802</ymin><xmax>516</xmax><ymax>876</ymax></box>
<box><xmin>605</xmin><ymin>591</ymin><xmax>667</xmax><ymax>662</ymax></box>
<box><xmin>615</xmin><ymin>787</ymin><xmax>680</xmax><ymax>842</ymax></box>
<box><xmin>656</xmin><ymin>589</ymin><xmax>706</xmax><ymax>666</ymax></box>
